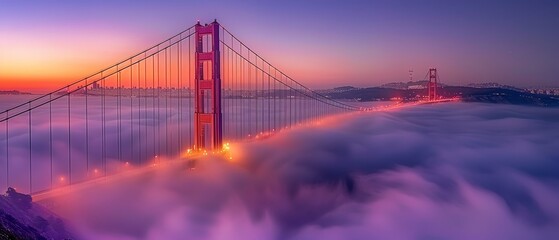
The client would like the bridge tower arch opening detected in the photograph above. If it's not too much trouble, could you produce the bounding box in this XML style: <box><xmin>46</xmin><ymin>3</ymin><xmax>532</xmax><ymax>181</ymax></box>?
<box><xmin>428</xmin><ymin>68</ymin><xmax>438</xmax><ymax>101</ymax></box>
<box><xmin>194</xmin><ymin>20</ymin><xmax>222</xmax><ymax>151</ymax></box>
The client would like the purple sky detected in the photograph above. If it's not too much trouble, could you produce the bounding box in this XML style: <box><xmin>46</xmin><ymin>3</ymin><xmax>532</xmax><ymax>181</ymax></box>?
<box><xmin>1</xmin><ymin>0</ymin><xmax>558</xmax><ymax>91</ymax></box>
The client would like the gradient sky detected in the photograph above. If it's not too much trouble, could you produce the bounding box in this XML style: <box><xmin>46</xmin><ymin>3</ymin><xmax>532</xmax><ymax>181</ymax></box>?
<box><xmin>1</xmin><ymin>0</ymin><xmax>558</xmax><ymax>92</ymax></box>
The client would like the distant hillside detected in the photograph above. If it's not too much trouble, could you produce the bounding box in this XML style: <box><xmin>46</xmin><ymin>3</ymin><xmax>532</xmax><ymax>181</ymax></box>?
<box><xmin>0</xmin><ymin>90</ymin><xmax>31</xmax><ymax>95</ymax></box>
<box><xmin>380</xmin><ymin>80</ymin><xmax>447</xmax><ymax>90</ymax></box>
<box><xmin>380</xmin><ymin>80</ymin><xmax>427</xmax><ymax>90</ymax></box>
<box><xmin>332</xmin><ymin>86</ymin><xmax>357</xmax><ymax>91</ymax></box>
<box><xmin>324</xmin><ymin>86</ymin><xmax>559</xmax><ymax>107</ymax></box>
<box><xmin>466</xmin><ymin>82</ymin><xmax>524</xmax><ymax>91</ymax></box>
<box><xmin>379</xmin><ymin>81</ymin><xmax>524</xmax><ymax>91</ymax></box>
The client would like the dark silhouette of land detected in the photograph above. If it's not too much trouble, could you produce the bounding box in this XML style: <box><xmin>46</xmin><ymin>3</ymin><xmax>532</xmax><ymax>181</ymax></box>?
<box><xmin>325</xmin><ymin>86</ymin><xmax>559</xmax><ymax>107</ymax></box>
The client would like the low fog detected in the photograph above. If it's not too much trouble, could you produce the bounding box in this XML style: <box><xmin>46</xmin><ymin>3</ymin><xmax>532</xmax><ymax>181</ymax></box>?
<box><xmin>42</xmin><ymin>103</ymin><xmax>559</xmax><ymax>239</ymax></box>
<box><xmin>1</xmin><ymin>96</ymin><xmax>371</xmax><ymax>192</ymax></box>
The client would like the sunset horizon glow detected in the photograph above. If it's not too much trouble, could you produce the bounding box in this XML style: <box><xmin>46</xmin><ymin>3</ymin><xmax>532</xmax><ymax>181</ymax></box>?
<box><xmin>2</xmin><ymin>0</ymin><xmax>558</xmax><ymax>93</ymax></box>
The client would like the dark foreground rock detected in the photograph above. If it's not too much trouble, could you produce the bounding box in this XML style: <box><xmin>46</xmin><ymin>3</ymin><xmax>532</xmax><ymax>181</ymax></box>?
<box><xmin>0</xmin><ymin>188</ymin><xmax>76</xmax><ymax>239</ymax></box>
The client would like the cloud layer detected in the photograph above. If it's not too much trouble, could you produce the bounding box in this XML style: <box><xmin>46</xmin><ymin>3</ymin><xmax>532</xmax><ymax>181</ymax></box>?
<box><xmin>1</xmin><ymin>96</ymin><xmax>374</xmax><ymax>192</ymax></box>
<box><xmin>47</xmin><ymin>103</ymin><xmax>559</xmax><ymax>240</ymax></box>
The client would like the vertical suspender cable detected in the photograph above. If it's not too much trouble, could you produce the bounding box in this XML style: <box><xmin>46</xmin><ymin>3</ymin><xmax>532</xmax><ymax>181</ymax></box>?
<box><xmin>261</xmin><ymin>58</ymin><xmax>265</xmax><ymax>133</ymax></box>
<box><xmin>157</xmin><ymin>51</ymin><xmax>160</xmax><ymax>157</ymax></box>
<box><xmin>273</xmin><ymin>68</ymin><xmax>276</xmax><ymax>132</ymax></box>
<box><xmin>86</xmin><ymin>79</ymin><xmax>89</xmax><ymax>176</ymax></box>
<box><xmin>255</xmin><ymin>56</ymin><xmax>259</xmax><ymax>133</ymax></box>
<box><xmin>28</xmin><ymin>102</ymin><xmax>31</xmax><ymax>193</ymax></box>
<box><xmin>143</xmin><ymin>55</ymin><xmax>148</xmax><ymax>163</ymax></box>
<box><xmin>299</xmin><ymin>83</ymin><xmax>302</xmax><ymax>124</ymax></box>
<box><xmin>230</xmin><ymin>38</ymin><xmax>233</xmax><ymax>140</ymax></box>
<box><xmin>222</xmin><ymin>41</ymin><xmax>226</xmax><ymax>139</ymax></box>
<box><xmin>266</xmin><ymin>64</ymin><xmax>272</xmax><ymax>132</ymax></box>
<box><xmin>139</xmin><ymin>56</ymin><xmax>143</xmax><ymax>164</ymax></box>
<box><xmin>282</xmin><ymin>74</ymin><xmax>286</xmax><ymax>129</ymax></box>
<box><xmin>68</xmin><ymin>87</ymin><xmax>71</xmax><ymax>185</ymax></box>
<box><xmin>102</xmin><ymin>74</ymin><xmax>106</xmax><ymax>176</ymax></box>
<box><xmin>178</xmin><ymin>40</ymin><xmax>182</xmax><ymax>153</ymax></box>
<box><xmin>290</xmin><ymin>78</ymin><xmax>293</xmax><ymax>128</ymax></box>
<box><xmin>165</xmin><ymin>48</ymin><xmax>169</xmax><ymax>156</ymax></box>
<box><xmin>5</xmin><ymin>117</ymin><xmax>8</xmax><ymax>189</ymax></box>
<box><xmin>130</xmin><ymin>61</ymin><xmax>133</xmax><ymax>163</ymax></box>
<box><xmin>235</xmin><ymin>39</ymin><xmax>239</xmax><ymax>139</ymax></box>
<box><xmin>240</xmin><ymin>46</ymin><xmax>243</xmax><ymax>138</ymax></box>
<box><xmin>233</xmin><ymin>36</ymin><xmax>237</xmax><ymax>139</ymax></box>
<box><xmin>49</xmin><ymin>94</ymin><xmax>53</xmax><ymax>189</ymax></box>
<box><xmin>119</xmin><ymin>70</ymin><xmax>122</xmax><ymax>164</ymax></box>
<box><xmin>247</xmin><ymin>51</ymin><xmax>251</xmax><ymax>137</ymax></box>
<box><xmin>222</xmin><ymin>40</ymin><xmax>225</xmax><ymax>139</ymax></box>
<box><xmin>188</xmin><ymin>38</ymin><xmax>192</xmax><ymax>147</ymax></box>
<box><xmin>143</xmin><ymin>53</ymin><xmax>149</xmax><ymax>163</ymax></box>
<box><xmin>118</xmin><ymin>70</ymin><xmax>122</xmax><ymax>164</ymax></box>
<box><xmin>152</xmin><ymin>55</ymin><xmax>156</xmax><ymax>160</ymax></box>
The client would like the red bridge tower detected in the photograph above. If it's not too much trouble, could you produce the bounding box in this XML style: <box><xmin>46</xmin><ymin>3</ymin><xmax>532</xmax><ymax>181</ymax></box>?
<box><xmin>194</xmin><ymin>21</ymin><xmax>222</xmax><ymax>150</ymax></box>
<box><xmin>428</xmin><ymin>68</ymin><xmax>438</xmax><ymax>101</ymax></box>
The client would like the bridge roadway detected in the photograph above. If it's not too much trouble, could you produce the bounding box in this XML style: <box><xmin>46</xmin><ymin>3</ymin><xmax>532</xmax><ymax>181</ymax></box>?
<box><xmin>32</xmin><ymin>153</ymin><xmax>202</xmax><ymax>204</ymax></box>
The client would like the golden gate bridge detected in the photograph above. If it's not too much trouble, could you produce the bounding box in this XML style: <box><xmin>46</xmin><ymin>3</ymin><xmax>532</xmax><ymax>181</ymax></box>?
<box><xmin>0</xmin><ymin>20</ymin><xmax>441</xmax><ymax>195</ymax></box>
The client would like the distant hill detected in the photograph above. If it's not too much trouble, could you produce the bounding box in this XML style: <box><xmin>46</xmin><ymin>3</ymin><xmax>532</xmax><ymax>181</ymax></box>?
<box><xmin>379</xmin><ymin>80</ymin><xmax>449</xmax><ymax>90</ymax></box>
<box><xmin>380</xmin><ymin>80</ymin><xmax>427</xmax><ymax>90</ymax></box>
<box><xmin>378</xmin><ymin>81</ymin><xmax>526</xmax><ymax>92</ymax></box>
<box><xmin>332</xmin><ymin>86</ymin><xmax>357</xmax><ymax>91</ymax></box>
<box><xmin>324</xmin><ymin>86</ymin><xmax>559</xmax><ymax>107</ymax></box>
<box><xmin>0</xmin><ymin>90</ymin><xmax>31</xmax><ymax>95</ymax></box>
<box><xmin>467</xmin><ymin>82</ymin><xmax>524</xmax><ymax>92</ymax></box>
